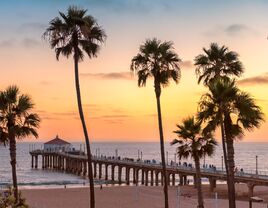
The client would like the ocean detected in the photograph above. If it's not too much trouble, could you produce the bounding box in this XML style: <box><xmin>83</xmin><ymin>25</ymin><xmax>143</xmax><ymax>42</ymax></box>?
<box><xmin>0</xmin><ymin>142</ymin><xmax>268</xmax><ymax>189</ymax></box>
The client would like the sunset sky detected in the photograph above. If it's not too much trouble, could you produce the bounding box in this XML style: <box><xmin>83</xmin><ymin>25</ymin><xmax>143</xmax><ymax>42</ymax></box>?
<box><xmin>1</xmin><ymin>0</ymin><xmax>268</xmax><ymax>142</ymax></box>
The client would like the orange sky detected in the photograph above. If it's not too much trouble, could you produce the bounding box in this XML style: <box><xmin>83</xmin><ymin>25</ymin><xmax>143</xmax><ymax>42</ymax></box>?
<box><xmin>1</xmin><ymin>1</ymin><xmax>268</xmax><ymax>142</ymax></box>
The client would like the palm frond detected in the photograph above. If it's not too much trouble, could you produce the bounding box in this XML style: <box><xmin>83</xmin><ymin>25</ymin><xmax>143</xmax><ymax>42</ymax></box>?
<box><xmin>172</xmin><ymin>116</ymin><xmax>217</xmax><ymax>160</ymax></box>
<box><xmin>130</xmin><ymin>38</ymin><xmax>181</xmax><ymax>90</ymax></box>
<box><xmin>0</xmin><ymin>85</ymin><xmax>40</xmax><ymax>142</ymax></box>
<box><xmin>44</xmin><ymin>6</ymin><xmax>106</xmax><ymax>62</ymax></box>
<box><xmin>194</xmin><ymin>43</ymin><xmax>243</xmax><ymax>86</ymax></box>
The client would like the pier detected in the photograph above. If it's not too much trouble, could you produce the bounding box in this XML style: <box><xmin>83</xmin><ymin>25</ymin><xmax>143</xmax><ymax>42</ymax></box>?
<box><xmin>30</xmin><ymin>150</ymin><xmax>268</xmax><ymax>197</ymax></box>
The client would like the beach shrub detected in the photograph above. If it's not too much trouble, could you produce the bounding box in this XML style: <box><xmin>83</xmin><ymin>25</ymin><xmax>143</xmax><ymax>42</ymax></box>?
<box><xmin>0</xmin><ymin>187</ymin><xmax>29</xmax><ymax>208</ymax></box>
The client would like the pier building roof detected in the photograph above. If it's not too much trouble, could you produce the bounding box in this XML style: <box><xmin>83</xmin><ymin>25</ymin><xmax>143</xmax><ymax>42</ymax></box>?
<box><xmin>44</xmin><ymin>135</ymin><xmax>70</xmax><ymax>145</ymax></box>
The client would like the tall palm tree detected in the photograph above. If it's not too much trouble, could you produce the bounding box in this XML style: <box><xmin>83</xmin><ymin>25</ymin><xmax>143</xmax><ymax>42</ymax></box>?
<box><xmin>195</xmin><ymin>43</ymin><xmax>243</xmax><ymax>208</ymax></box>
<box><xmin>172</xmin><ymin>116</ymin><xmax>217</xmax><ymax>208</ymax></box>
<box><xmin>194</xmin><ymin>42</ymin><xmax>243</xmax><ymax>85</ymax></box>
<box><xmin>198</xmin><ymin>79</ymin><xmax>264</xmax><ymax>208</ymax></box>
<box><xmin>43</xmin><ymin>6</ymin><xmax>106</xmax><ymax>208</ymax></box>
<box><xmin>0</xmin><ymin>85</ymin><xmax>40</xmax><ymax>203</ymax></box>
<box><xmin>131</xmin><ymin>38</ymin><xmax>181</xmax><ymax>208</ymax></box>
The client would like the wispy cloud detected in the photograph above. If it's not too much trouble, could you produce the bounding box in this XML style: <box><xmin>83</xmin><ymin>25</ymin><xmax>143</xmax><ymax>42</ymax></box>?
<box><xmin>181</xmin><ymin>60</ymin><xmax>194</xmax><ymax>69</ymax></box>
<box><xmin>80</xmin><ymin>72</ymin><xmax>133</xmax><ymax>80</ymax></box>
<box><xmin>103</xmin><ymin>119</ymin><xmax>124</xmax><ymax>124</ymax></box>
<box><xmin>255</xmin><ymin>98</ymin><xmax>268</xmax><ymax>103</ymax></box>
<box><xmin>90</xmin><ymin>113</ymin><xmax>132</xmax><ymax>124</ymax></box>
<box><xmin>225</xmin><ymin>24</ymin><xmax>252</xmax><ymax>36</ymax></box>
<box><xmin>205</xmin><ymin>24</ymin><xmax>256</xmax><ymax>37</ymax></box>
<box><xmin>238</xmin><ymin>73</ymin><xmax>268</xmax><ymax>86</ymax></box>
<box><xmin>85</xmin><ymin>0</ymin><xmax>153</xmax><ymax>13</ymax></box>
<box><xmin>19</xmin><ymin>22</ymin><xmax>46</xmax><ymax>31</ymax></box>
<box><xmin>91</xmin><ymin>114</ymin><xmax>132</xmax><ymax>119</ymax></box>
<box><xmin>145</xmin><ymin>113</ymin><xmax>157</xmax><ymax>117</ymax></box>
<box><xmin>22</xmin><ymin>38</ymin><xmax>40</xmax><ymax>48</ymax></box>
<box><xmin>36</xmin><ymin>110</ymin><xmax>79</xmax><ymax>120</ymax></box>
<box><xmin>0</xmin><ymin>39</ymin><xmax>14</xmax><ymax>48</ymax></box>
<box><xmin>0</xmin><ymin>38</ymin><xmax>40</xmax><ymax>48</ymax></box>
<box><xmin>39</xmin><ymin>81</ymin><xmax>53</xmax><ymax>85</ymax></box>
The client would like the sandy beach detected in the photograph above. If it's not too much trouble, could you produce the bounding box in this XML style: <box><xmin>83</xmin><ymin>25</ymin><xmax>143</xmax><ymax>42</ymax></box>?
<box><xmin>21</xmin><ymin>184</ymin><xmax>268</xmax><ymax>208</ymax></box>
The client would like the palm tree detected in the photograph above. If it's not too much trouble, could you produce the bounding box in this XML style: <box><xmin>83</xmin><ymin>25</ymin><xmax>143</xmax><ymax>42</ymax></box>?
<box><xmin>194</xmin><ymin>42</ymin><xmax>243</xmax><ymax>85</ymax></box>
<box><xmin>131</xmin><ymin>38</ymin><xmax>181</xmax><ymax>208</ymax></box>
<box><xmin>43</xmin><ymin>6</ymin><xmax>106</xmax><ymax>208</ymax></box>
<box><xmin>195</xmin><ymin>43</ymin><xmax>243</xmax><ymax>208</ymax></box>
<box><xmin>172</xmin><ymin>116</ymin><xmax>217</xmax><ymax>208</ymax></box>
<box><xmin>198</xmin><ymin>79</ymin><xmax>264</xmax><ymax>208</ymax></box>
<box><xmin>0</xmin><ymin>85</ymin><xmax>40</xmax><ymax>203</ymax></box>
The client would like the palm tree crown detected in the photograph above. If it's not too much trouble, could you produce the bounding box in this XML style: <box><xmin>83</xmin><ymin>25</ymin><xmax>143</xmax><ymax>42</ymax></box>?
<box><xmin>131</xmin><ymin>38</ymin><xmax>181</xmax><ymax>94</ymax></box>
<box><xmin>198</xmin><ymin>78</ymin><xmax>264</xmax><ymax>137</ymax></box>
<box><xmin>194</xmin><ymin>43</ymin><xmax>243</xmax><ymax>85</ymax></box>
<box><xmin>43</xmin><ymin>5</ymin><xmax>106</xmax><ymax>61</ymax></box>
<box><xmin>172</xmin><ymin>116</ymin><xmax>217</xmax><ymax>208</ymax></box>
<box><xmin>0</xmin><ymin>86</ymin><xmax>40</xmax><ymax>142</ymax></box>
<box><xmin>172</xmin><ymin>116</ymin><xmax>217</xmax><ymax>160</ymax></box>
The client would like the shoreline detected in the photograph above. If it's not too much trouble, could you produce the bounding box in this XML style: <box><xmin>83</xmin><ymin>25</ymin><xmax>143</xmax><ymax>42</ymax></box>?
<box><xmin>1</xmin><ymin>179</ymin><xmax>228</xmax><ymax>190</ymax></box>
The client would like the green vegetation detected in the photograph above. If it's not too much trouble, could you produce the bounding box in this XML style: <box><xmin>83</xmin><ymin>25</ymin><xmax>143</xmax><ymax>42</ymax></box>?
<box><xmin>0</xmin><ymin>187</ymin><xmax>29</xmax><ymax>208</ymax></box>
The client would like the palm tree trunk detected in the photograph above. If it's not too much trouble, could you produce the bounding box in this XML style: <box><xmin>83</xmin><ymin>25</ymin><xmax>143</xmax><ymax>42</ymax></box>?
<box><xmin>9</xmin><ymin>136</ymin><xmax>18</xmax><ymax>203</ymax></box>
<box><xmin>74</xmin><ymin>53</ymin><xmax>95</xmax><ymax>208</ymax></box>
<box><xmin>155</xmin><ymin>85</ymin><xmax>169</xmax><ymax>208</ymax></box>
<box><xmin>194</xmin><ymin>157</ymin><xmax>204</xmax><ymax>208</ymax></box>
<box><xmin>224</xmin><ymin>115</ymin><xmax>236</xmax><ymax>208</ymax></box>
<box><xmin>220</xmin><ymin>111</ymin><xmax>233</xmax><ymax>208</ymax></box>
<box><xmin>225</xmin><ymin>137</ymin><xmax>236</xmax><ymax>208</ymax></box>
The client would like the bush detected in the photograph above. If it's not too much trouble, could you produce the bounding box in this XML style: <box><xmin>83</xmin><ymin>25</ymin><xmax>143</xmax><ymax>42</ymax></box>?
<box><xmin>0</xmin><ymin>187</ymin><xmax>29</xmax><ymax>208</ymax></box>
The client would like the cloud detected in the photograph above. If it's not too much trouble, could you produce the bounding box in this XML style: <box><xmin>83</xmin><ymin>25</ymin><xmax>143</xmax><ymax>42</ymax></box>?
<box><xmin>91</xmin><ymin>114</ymin><xmax>131</xmax><ymax>119</ymax></box>
<box><xmin>83</xmin><ymin>104</ymin><xmax>104</xmax><ymax>113</ymax></box>
<box><xmin>53</xmin><ymin>112</ymin><xmax>78</xmax><ymax>117</ymax></box>
<box><xmin>181</xmin><ymin>60</ymin><xmax>194</xmax><ymax>69</ymax></box>
<box><xmin>80</xmin><ymin>72</ymin><xmax>133</xmax><ymax>80</ymax></box>
<box><xmin>255</xmin><ymin>98</ymin><xmax>268</xmax><ymax>103</ymax></box>
<box><xmin>238</xmin><ymin>73</ymin><xmax>268</xmax><ymax>86</ymax></box>
<box><xmin>145</xmin><ymin>113</ymin><xmax>157</xmax><ymax>117</ymax></box>
<box><xmin>83</xmin><ymin>0</ymin><xmax>152</xmax><ymax>13</ymax></box>
<box><xmin>36</xmin><ymin>110</ymin><xmax>79</xmax><ymax>120</ymax></box>
<box><xmin>90</xmin><ymin>113</ymin><xmax>132</xmax><ymax>124</ymax></box>
<box><xmin>51</xmin><ymin>97</ymin><xmax>60</xmax><ymax>101</ymax></box>
<box><xmin>0</xmin><ymin>39</ymin><xmax>14</xmax><ymax>48</ymax></box>
<box><xmin>19</xmin><ymin>22</ymin><xmax>46</xmax><ymax>31</ymax></box>
<box><xmin>39</xmin><ymin>81</ymin><xmax>53</xmax><ymax>85</ymax></box>
<box><xmin>225</xmin><ymin>24</ymin><xmax>252</xmax><ymax>36</ymax></box>
<box><xmin>194</xmin><ymin>91</ymin><xmax>206</xmax><ymax>97</ymax></box>
<box><xmin>22</xmin><ymin>38</ymin><xmax>40</xmax><ymax>48</ymax></box>
<box><xmin>103</xmin><ymin>119</ymin><xmax>124</xmax><ymax>124</ymax></box>
<box><xmin>205</xmin><ymin>24</ymin><xmax>256</xmax><ymax>37</ymax></box>
<box><xmin>35</xmin><ymin>110</ymin><xmax>59</xmax><ymax>120</ymax></box>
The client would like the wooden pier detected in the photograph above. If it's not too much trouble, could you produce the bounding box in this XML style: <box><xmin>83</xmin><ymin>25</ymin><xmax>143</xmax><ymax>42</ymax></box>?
<box><xmin>30</xmin><ymin>150</ymin><xmax>268</xmax><ymax>197</ymax></box>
